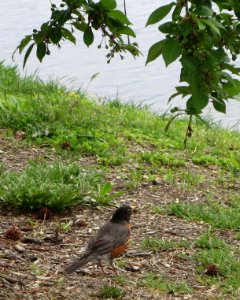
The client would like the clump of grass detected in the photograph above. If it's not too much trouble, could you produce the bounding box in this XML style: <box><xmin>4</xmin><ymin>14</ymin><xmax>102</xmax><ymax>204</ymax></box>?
<box><xmin>145</xmin><ymin>273</ymin><xmax>191</xmax><ymax>294</ymax></box>
<box><xmin>97</xmin><ymin>284</ymin><xmax>125</xmax><ymax>299</ymax></box>
<box><xmin>140</xmin><ymin>151</ymin><xmax>185</xmax><ymax>167</ymax></box>
<box><xmin>165</xmin><ymin>202</ymin><xmax>240</xmax><ymax>229</ymax></box>
<box><xmin>0</xmin><ymin>162</ymin><xmax>100</xmax><ymax>211</ymax></box>
<box><xmin>179</xmin><ymin>170</ymin><xmax>205</xmax><ymax>189</ymax></box>
<box><xmin>194</xmin><ymin>233</ymin><xmax>228</xmax><ymax>250</ymax></box>
<box><xmin>142</xmin><ymin>238</ymin><xmax>190</xmax><ymax>251</ymax></box>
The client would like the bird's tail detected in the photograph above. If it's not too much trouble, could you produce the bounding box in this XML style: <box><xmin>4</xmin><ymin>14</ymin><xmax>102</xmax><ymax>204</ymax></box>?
<box><xmin>65</xmin><ymin>253</ymin><xmax>92</xmax><ymax>274</ymax></box>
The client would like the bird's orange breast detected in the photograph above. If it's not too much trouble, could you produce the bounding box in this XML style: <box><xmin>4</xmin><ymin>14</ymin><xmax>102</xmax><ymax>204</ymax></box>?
<box><xmin>110</xmin><ymin>242</ymin><xmax>128</xmax><ymax>258</ymax></box>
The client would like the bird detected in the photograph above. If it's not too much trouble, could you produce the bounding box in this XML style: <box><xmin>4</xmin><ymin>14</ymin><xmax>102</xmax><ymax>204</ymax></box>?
<box><xmin>64</xmin><ymin>204</ymin><xmax>132</xmax><ymax>274</ymax></box>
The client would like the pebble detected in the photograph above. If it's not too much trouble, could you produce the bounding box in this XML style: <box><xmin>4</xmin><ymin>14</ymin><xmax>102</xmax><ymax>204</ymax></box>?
<box><xmin>14</xmin><ymin>244</ymin><xmax>25</xmax><ymax>253</ymax></box>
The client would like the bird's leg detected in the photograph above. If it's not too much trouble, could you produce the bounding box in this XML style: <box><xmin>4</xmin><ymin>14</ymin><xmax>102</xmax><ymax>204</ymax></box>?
<box><xmin>110</xmin><ymin>258</ymin><xmax>117</xmax><ymax>272</ymax></box>
<box><xmin>98</xmin><ymin>259</ymin><xmax>105</xmax><ymax>273</ymax></box>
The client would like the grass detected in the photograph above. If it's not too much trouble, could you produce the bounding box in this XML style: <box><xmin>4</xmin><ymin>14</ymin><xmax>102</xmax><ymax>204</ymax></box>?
<box><xmin>194</xmin><ymin>247</ymin><xmax>240</xmax><ymax>295</ymax></box>
<box><xmin>164</xmin><ymin>202</ymin><xmax>240</xmax><ymax>229</ymax></box>
<box><xmin>145</xmin><ymin>273</ymin><xmax>191</xmax><ymax>294</ymax></box>
<box><xmin>0</xmin><ymin>162</ymin><xmax>101</xmax><ymax>211</ymax></box>
<box><xmin>142</xmin><ymin>237</ymin><xmax>190</xmax><ymax>251</ymax></box>
<box><xmin>0</xmin><ymin>63</ymin><xmax>240</xmax><ymax>170</ymax></box>
<box><xmin>194</xmin><ymin>232</ymin><xmax>228</xmax><ymax>250</ymax></box>
<box><xmin>97</xmin><ymin>284</ymin><xmax>125</xmax><ymax>299</ymax></box>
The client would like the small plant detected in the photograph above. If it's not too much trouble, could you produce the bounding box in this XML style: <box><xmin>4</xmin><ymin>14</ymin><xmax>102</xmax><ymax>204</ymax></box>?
<box><xmin>179</xmin><ymin>170</ymin><xmax>205</xmax><ymax>189</ymax></box>
<box><xmin>57</xmin><ymin>220</ymin><xmax>73</xmax><ymax>232</ymax></box>
<box><xmin>97</xmin><ymin>284</ymin><xmax>125</xmax><ymax>299</ymax></box>
<box><xmin>0</xmin><ymin>162</ymin><xmax>100</xmax><ymax>212</ymax></box>
<box><xmin>145</xmin><ymin>273</ymin><xmax>191</xmax><ymax>294</ymax></box>
<box><xmin>93</xmin><ymin>182</ymin><xmax>123</xmax><ymax>205</ymax></box>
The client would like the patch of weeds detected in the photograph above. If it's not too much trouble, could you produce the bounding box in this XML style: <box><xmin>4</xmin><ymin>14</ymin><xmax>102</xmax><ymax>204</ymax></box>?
<box><xmin>142</xmin><ymin>238</ymin><xmax>190</xmax><ymax>251</ymax></box>
<box><xmin>125</xmin><ymin>170</ymin><xmax>144</xmax><ymax>190</ymax></box>
<box><xmin>194</xmin><ymin>232</ymin><xmax>228</xmax><ymax>250</ymax></box>
<box><xmin>165</xmin><ymin>202</ymin><xmax>240</xmax><ymax>229</ymax></box>
<box><xmin>192</xmin><ymin>154</ymin><xmax>239</xmax><ymax>172</ymax></box>
<box><xmin>179</xmin><ymin>170</ymin><xmax>205</xmax><ymax>189</ymax></box>
<box><xmin>163</xmin><ymin>169</ymin><xmax>176</xmax><ymax>184</ymax></box>
<box><xmin>145</xmin><ymin>273</ymin><xmax>191</xmax><ymax>294</ymax></box>
<box><xmin>0</xmin><ymin>162</ymin><xmax>100</xmax><ymax>212</ymax></box>
<box><xmin>235</xmin><ymin>232</ymin><xmax>240</xmax><ymax>240</ymax></box>
<box><xmin>152</xmin><ymin>206</ymin><xmax>165</xmax><ymax>214</ymax></box>
<box><xmin>192</xmin><ymin>155</ymin><xmax>219</xmax><ymax>166</ymax></box>
<box><xmin>97</xmin><ymin>284</ymin><xmax>125</xmax><ymax>299</ymax></box>
<box><xmin>114</xmin><ymin>275</ymin><xmax>126</xmax><ymax>285</ymax></box>
<box><xmin>228</xmin><ymin>194</ymin><xmax>240</xmax><ymax>209</ymax></box>
<box><xmin>140</xmin><ymin>151</ymin><xmax>185</xmax><ymax>167</ymax></box>
<box><xmin>57</xmin><ymin>220</ymin><xmax>73</xmax><ymax>232</ymax></box>
<box><xmin>92</xmin><ymin>182</ymin><xmax>123</xmax><ymax>205</ymax></box>
<box><xmin>194</xmin><ymin>247</ymin><xmax>240</xmax><ymax>295</ymax></box>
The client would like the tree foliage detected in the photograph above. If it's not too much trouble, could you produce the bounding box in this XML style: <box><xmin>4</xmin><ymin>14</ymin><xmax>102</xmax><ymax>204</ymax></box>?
<box><xmin>15</xmin><ymin>0</ymin><xmax>240</xmax><ymax>122</ymax></box>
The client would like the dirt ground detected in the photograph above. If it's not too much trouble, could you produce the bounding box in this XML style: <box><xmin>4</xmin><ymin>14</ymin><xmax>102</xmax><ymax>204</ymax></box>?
<box><xmin>0</xmin><ymin>133</ymin><xmax>238</xmax><ymax>300</ymax></box>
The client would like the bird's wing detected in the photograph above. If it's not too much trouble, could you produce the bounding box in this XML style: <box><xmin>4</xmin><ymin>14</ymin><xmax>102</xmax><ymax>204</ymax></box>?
<box><xmin>87</xmin><ymin>221</ymin><xmax>130</xmax><ymax>256</ymax></box>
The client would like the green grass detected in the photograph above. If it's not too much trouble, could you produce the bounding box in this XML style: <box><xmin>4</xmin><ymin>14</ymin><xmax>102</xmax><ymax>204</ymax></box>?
<box><xmin>97</xmin><ymin>284</ymin><xmax>125</xmax><ymax>299</ymax></box>
<box><xmin>0</xmin><ymin>162</ymin><xmax>100</xmax><ymax>211</ymax></box>
<box><xmin>1</xmin><ymin>63</ymin><xmax>240</xmax><ymax>171</ymax></box>
<box><xmin>194</xmin><ymin>233</ymin><xmax>228</xmax><ymax>250</ymax></box>
<box><xmin>145</xmin><ymin>273</ymin><xmax>191</xmax><ymax>294</ymax></box>
<box><xmin>164</xmin><ymin>202</ymin><xmax>240</xmax><ymax>229</ymax></box>
<box><xmin>142</xmin><ymin>238</ymin><xmax>190</xmax><ymax>251</ymax></box>
<box><xmin>194</xmin><ymin>247</ymin><xmax>240</xmax><ymax>295</ymax></box>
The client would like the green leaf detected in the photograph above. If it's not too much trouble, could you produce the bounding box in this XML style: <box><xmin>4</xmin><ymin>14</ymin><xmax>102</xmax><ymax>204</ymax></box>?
<box><xmin>146</xmin><ymin>40</ymin><xmax>166</xmax><ymax>65</ymax></box>
<box><xmin>73</xmin><ymin>22</ymin><xmax>87</xmax><ymax>32</ymax></box>
<box><xmin>212</xmin><ymin>99</ymin><xmax>226</xmax><ymax>113</ymax></box>
<box><xmin>222</xmin><ymin>63</ymin><xmax>240</xmax><ymax>75</ymax></box>
<box><xmin>83</xmin><ymin>25</ymin><xmax>94</xmax><ymax>47</ymax></box>
<box><xmin>162</xmin><ymin>38</ymin><xmax>181</xmax><ymax>67</ymax></box>
<box><xmin>116</xmin><ymin>26</ymin><xmax>136</xmax><ymax>37</ymax></box>
<box><xmin>108</xmin><ymin>10</ymin><xmax>131</xmax><ymax>25</ymax></box>
<box><xmin>18</xmin><ymin>35</ymin><xmax>32</xmax><ymax>54</ymax></box>
<box><xmin>62</xmin><ymin>28</ymin><xmax>76</xmax><ymax>44</ymax></box>
<box><xmin>187</xmin><ymin>93</ymin><xmax>209</xmax><ymax>114</ymax></box>
<box><xmin>49</xmin><ymin>29</ymin><xmax>63</xmax><ymax>44</ymax></box>
<box><xmin>146</xmin><ymin>2</ymin><xmax>175</xmax><ymax>26</ymax></box>
<box><xmin>224</xmin><ymin>82</ymin><xmax>240</xmax><ymax>97</ymax></box>
<box><xmin>172</xmin><ymin>4</ymin><xmax>182</xmax><ymax>22</ymax></box>
<box><xmin>100</xmin><ymin>0</ymin><xmax>116</xmax><ymax>10</ymax></box>
<box><xmin>158</xmin><ymin>22</ymin><xmax>178</xmax><ymax>34</ymax></box>
<box><xmin>23</xmin><ymin>43</ymin><xmax>35</xmax><ymax>68</ymax></box>
<box><xmin>33</xmin><ymin>32</ymin><xmax>45</xmax><ymax>44</ymax></box>
<box><xmin>201</xmin><ymin>18</ymin><xmax>224</xmax><ymax>35</ymax></box>
<box><xmin>36</xmin><ymin>42</ymin><xmax>46</xmax><ymax>62</ymax></box>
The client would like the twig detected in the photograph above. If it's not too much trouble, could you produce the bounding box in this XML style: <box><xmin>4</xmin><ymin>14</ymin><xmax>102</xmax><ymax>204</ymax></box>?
<box><xmin>125</xmin><ymin>252</ymin><xmax>152</xmax><ymax>257</ymax></box>
<box><xmin>0</xmin><ymin>273</ymin><xmax>18</xmax><ymax>284</ymax></box>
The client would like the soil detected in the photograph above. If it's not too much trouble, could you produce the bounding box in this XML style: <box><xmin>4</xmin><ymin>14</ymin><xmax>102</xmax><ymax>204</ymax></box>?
<box><xmin>0</xmin><ymin>132</ymin><xmax>239</xmax><ymax>300</ymax></box>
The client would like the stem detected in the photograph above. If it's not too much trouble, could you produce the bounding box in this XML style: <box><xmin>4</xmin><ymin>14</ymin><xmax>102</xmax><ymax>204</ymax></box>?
<box><xmin>185</xmin><ymin>0</ymin><xmax>189</xmax><ymax>15</ymax></box>
<box><xmin>123</xmin><ymin>0</ymin><xmax>130</xmax><ymax>44</ymax></box>
<box><xmin>164</xmin><ymin>113</ymin><xmax>185</xmax><ymax>132</ymax></box>
<box><xmin>184</xmin><ymin>114</ymin><xmax>193</xmax><ymax>147</ymax></box>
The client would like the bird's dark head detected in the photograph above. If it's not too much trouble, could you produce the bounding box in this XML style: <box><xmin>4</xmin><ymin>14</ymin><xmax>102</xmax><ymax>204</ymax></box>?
<box><xmin>111</xmin><ymin>205</ymin><xmax>132</xmax><ymax>223</ymax></box>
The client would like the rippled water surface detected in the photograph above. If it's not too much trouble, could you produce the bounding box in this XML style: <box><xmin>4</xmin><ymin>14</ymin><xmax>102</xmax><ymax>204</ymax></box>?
<box><xmin>1</xmin><ymin>0</ymin><xmax>240</xmax><ymax>128</ymax></box>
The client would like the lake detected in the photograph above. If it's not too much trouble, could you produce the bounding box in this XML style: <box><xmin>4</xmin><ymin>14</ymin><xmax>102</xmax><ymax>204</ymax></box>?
<box><xmin>1</xmin><ymin>0</ymin><xmax>240</xmax><ymax>128</ymax></box>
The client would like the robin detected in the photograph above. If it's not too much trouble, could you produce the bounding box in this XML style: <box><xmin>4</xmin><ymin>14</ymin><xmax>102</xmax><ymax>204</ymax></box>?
<box><xmin>65</xmin><ymin>205</ymin><xmax>132</xmax><ymax>274</ymax></box>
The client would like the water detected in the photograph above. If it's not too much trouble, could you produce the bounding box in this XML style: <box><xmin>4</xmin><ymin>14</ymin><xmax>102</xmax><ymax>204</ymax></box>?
<box><xmin>1</xmin><ymin>0</ymin><xmax>240</xmax><ymax>128</ymax></box>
